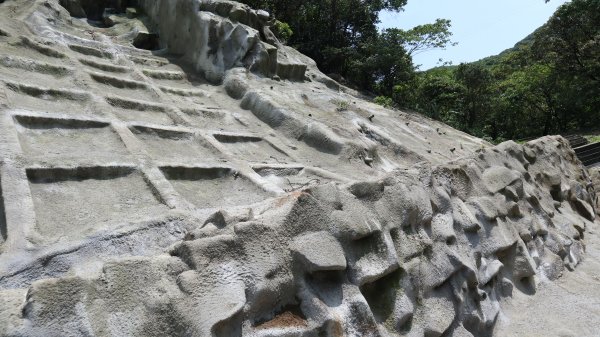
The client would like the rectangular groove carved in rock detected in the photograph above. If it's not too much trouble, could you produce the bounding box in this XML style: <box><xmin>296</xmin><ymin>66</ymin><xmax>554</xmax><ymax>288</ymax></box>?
<box><xmin>160</xmin><ymin>166</ymin><xmax>270</xmax><ymax>209</ymax></box>
<box><xmin>105</xmin><ymin>96</ymin><xmax>175</xmax><ymax>125</ymax></box>
<box><xmin>130</xmin><ymin>125</ymin><xmax>219</xmax><ymax>163</ymax></box>
<box><xmin>14</xmin><ymin>115</ymin><xmax>129</xmax><ymax>160</ymax></box>
<box><xmin>213</xmin><ymin>133</ymin><xmax>288</xmax><ymax>163</ymax></box>
<box><xmin>253</xmin><ymin>166</ymin><xmax>328</xmax><ymax>191</ymax></box>
<box><xmin>26</xmin><ymin>166</ymin><xmax>168</xmax><ymax>242</ymax></box>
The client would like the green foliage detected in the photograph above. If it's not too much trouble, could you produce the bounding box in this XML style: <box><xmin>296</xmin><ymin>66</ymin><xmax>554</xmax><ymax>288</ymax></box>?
<box><xmin>235</xmin><ymin>0</ymin><xmax>600</xmax><ymax>143</ymax></box>
<box><xmin>410</xmin><ymin>69</ymin><xmax>464</xmax><ymax>123</ymax></box>
<box><xmin>586</xmin><ymin>135</ymin><xmax>600</xmax><ymax>143</ymax></box>
<box><xmin>402</xmin><ymin>0</ymin><xmax>600</xmax><ymax>141</ymax></box>
<box><xmin>398</xmin><ymin>19</ymin><xmax>457</xmax><ymax>56</ymax></box>
<box><xmin>331</xmin><ymin>99</ymin><xmax>351</xmax><ymax>111</ymax></box>
<box><xmin>272</xmin><ymin>20</ymin><xmax>292</xmax><ymax>43</ymax></box>
<box><xmin>239</xmin><ymin>0</ymin><xmax>406</xmax><ymax>82</ymax></box>
<box><xmin>374</xmin><ymin>96</ymin><xmax>394</xmax><ymax>108</ymax></box>
<box><xmin>361</xmin><ymin>29</ymin><xmax>416</xmax><ymax>94</ymax></box>
<box><xmin>238</xmin><ymin>0</ymin><xmax>453</xmax><ymax>95</ymax></box>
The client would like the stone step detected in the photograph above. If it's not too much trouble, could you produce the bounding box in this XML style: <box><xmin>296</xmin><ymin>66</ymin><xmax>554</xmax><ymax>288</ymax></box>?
<box><xmin>579</xmin><ymin>150</ymin><xmax>600</xmax><ymax>167</ymax></box>
<box><xmin>571</xmin><ymin>139</ymin><xmax>588</xmax><ymax>148</ymax></box>
<box><xmin>582</xmin><ymin>158</ymin><xmax>600</xmax><ymax>167</ymax></box>
<box><xmin>563</xmin><ymin>134</ymin><xmax>589</xmax><ymax>148</ymax></box>
<box><xmin>570</xmin><ymin>141</ymin><xmax>600</xmax><ymax>167</ymax></box>
<box><xmin>580</xmin><ymin>149</ymin><xmax>600</xmax><ymax>162</ymax></box>
<box><xmin>575</xmin><ymin>141</ymin><xmax>600</xmax><ymax>155</ymax></box>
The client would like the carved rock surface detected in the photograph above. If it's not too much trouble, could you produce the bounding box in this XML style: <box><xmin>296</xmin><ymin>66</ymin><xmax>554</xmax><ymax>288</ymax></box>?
<box><xmin>0</xmin><ymin>0</ymin><xmax>597</xmax><ymax>336</ymax></box>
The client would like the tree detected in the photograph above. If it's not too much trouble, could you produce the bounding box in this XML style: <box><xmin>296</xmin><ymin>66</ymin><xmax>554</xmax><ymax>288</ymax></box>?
<box><xmin>239</xmin><ymin>0</ymin><xmax>454</xmax><ymax>97</ymax></box>
<box><xmin>495</xmin><ymin>63</ymin><xmax>560</xmax><ymax>138</ymax></box>
<box><xmin>406</xmin><ymin>0</ymin><xmax>600</xmax><ymax>142</ymax></box>
<box><xmin>239</xmin><ymin>0</ymin><xmax>407</xmax><ymax>81</ymax></box>
<box><xmin>357</xmin><ymin>28</ymin><xmax>415</xmax><ymax>95</ymax></box>
<box><xmin>535</xmin><ymin>0</ymin><xmax>600</xmax><ymax>83</ymax></box>
<box><xmin>359</xmin><ymin>21</ymin><xmax>456</xmax><ymax>96</ymax></box>
<box><xmin>396</xmin><ymin>68</ymin><xmax>462</xmax><ymax>121</ymax></box>
<box><xmin>532</xmin><ymin>0</ymin><xmax>600</xmax><ymax>130</ymax></box>
<box><xmin>454</xmin><ymin>63</ymin><xmax>493</xmax><ymax>130</ymax></box>
<box><xmin>397</xmin><ymin>19</ymin><xmax>457</xmax><ymax>57</ymax></box>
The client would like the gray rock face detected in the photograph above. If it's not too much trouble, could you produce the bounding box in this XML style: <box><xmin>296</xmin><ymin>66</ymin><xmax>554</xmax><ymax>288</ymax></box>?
<box><xmin>0</xmin><ymin>0</ymin><xmax>597</xmax><ymax>336</ymax></box>
<box><xmin>137</xmin><ymin>0</ymin><xmax>307</xmax><ymax>83</ymax></box>
<box><xmin>590</xmin><ymin>167</ymin><xmax>600</xmax><ymax>216</ymax></box>
<box><xmin>292</xmin><ymin>231</ymin><xmax>347</xmax><ymax>273</ymax></box>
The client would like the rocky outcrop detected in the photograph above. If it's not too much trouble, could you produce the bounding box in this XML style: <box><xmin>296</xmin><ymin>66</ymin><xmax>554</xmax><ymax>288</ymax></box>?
<box><xmin>137</xmin><ymin>0</ymin><xmax>307</xmax><ymax>83</ymax></box>
<box><xmin>0</xmin><ymin>0</ymin><xmax>597</xmax><ymax>336</ymax></box>
<box><xmin>590</xmin><ymin>167</ymin><xmax>600</xmax><ymax>215</ymax></box>
<box><xmin>1</xmin><ymin>136</ymin><xmax>596</xmax><ymax>337</ymax></box>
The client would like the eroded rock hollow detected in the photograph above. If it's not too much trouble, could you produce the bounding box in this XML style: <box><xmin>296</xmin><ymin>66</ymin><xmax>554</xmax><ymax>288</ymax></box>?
<box><xmin>0</xmin><ymin>0</ymin><xmax>597</xmax><ymax>336</ymax></box>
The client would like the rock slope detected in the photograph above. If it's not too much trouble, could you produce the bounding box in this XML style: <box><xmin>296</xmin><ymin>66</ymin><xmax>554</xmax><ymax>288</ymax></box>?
<box><xmin>0</xmin><ymin>0</ymin><xmax>597</xmax><ymax>336</ymax></box>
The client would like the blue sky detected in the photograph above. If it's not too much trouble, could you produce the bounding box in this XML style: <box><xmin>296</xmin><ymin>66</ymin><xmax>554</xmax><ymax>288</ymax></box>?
<box><xmin>379</xmin><ymin>0</ymin><xmax>569</xmax><ymax>70</ymax></box>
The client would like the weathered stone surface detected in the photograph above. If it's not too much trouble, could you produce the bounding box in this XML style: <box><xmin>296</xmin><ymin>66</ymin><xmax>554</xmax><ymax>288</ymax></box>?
<box><xmin>0</xmin><ymin>0</ymin><xmax>597</xmax><ymax>336</ymax></box>
<box><xmin>483</xmin><ymin>166</ymin><xmax>521</xmax><ymax>193</ymax></box>
<box><xmin>590</xmin><ymin>167</ymin><xmax>600</xmax><ymax>215</ymax></box>
<box><xmin>479</xmin><ymin>258</ymin><xmax>504</xmax><ymax>285</ymax></box>
<box><xmin>452</xmin><ymin>198</ymin><xmax>481</xmax><ymax>232</ymax></box>
<box><xmin>291</xmin><ymin>231</ymin><xmax>346</xmax><ymax>273</ymax></box>
<box><xmin>422</xmin><ymin>285</ymin><xmax>456</xmax><ymax>337</ymax></box>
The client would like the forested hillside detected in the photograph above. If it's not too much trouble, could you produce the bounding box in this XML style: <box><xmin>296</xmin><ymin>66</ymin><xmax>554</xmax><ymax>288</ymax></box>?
<box><xmin>241</xmin><ymin>0</ymin><xmax>599</xmax><ymax>142</ymax></box>
<box><xmin>238</xmin><ymin>0</ymin><xmax>454</xmax><ymax>95</ymax></box>
<box><xmin>401</xmin><ymin>0</ymin><xmax>600</xmax><ymax>142</ymax></box>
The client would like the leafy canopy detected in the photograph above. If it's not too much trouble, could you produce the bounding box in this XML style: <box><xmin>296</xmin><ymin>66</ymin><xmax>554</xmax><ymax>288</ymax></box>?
<box><xmin>393</xmin><ymin>0</ymin><xmax>600</xmax><ymax>142</ymax></box>
<box><xmin>239</xmin><ymin>0</ymin><xmax>453</xmax><ymax>94</ymax></box>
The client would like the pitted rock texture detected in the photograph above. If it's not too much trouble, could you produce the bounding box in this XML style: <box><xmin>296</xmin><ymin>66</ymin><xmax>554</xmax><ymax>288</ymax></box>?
<box><xmin>0</xmin><ymin>0</ymin><xmax>598</xmax><ymax>336</ymax></box>
<box><xmin>137</xmin><ymin>0</ymin><xmax>307</xmax><ymax>83</ymax></box>
<box><xmin>2</xmin><ymin>136</ymin><xmax>597</xmax><ymax>337</ymax></box>
<box><xmin>590</xmin><ymin>167</ymin><xmax>600</xmax><ymax>215</ymax></box>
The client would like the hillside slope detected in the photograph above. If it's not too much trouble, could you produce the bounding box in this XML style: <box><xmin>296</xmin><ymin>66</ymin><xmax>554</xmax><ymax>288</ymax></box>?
<box><xmin>0</xmin><ymin>0</ymin><xmax>597</xmax><ymax>336</ymax></box>
<box><xmin>414</xmin><ymin>0</ymin><xmax>599</xmax><ymax>142</ymax></box>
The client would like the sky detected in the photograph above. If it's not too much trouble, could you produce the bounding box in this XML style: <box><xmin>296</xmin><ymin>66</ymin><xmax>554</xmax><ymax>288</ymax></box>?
<box><xmin>379</xmin><ymin>0</ymin><xmax>569</xmax><ymax>70</ymax></box>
